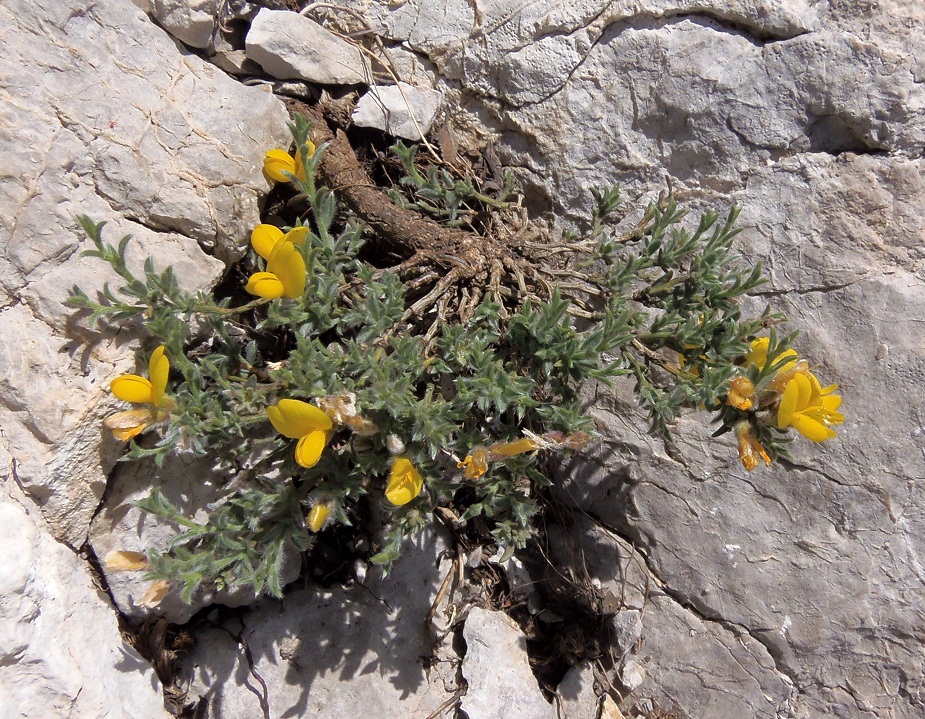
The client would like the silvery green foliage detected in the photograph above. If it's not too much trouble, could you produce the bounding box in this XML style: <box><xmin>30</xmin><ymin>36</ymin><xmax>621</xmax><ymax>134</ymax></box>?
<box><xmin>69</xmin><ymin>116</ymin><xmax>774</xmax><ymax>599</ymax></box>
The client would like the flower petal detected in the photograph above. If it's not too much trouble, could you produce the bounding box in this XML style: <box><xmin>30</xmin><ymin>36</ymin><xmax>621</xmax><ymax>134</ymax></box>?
<box><xmin>821</xmin><ymin>394</ymin><xmax>842</xmax><ymax>412</ymax></box>
<box><xmin>745</xmin><ymin>338</ymin><xmax>770</xmax><ymax>368</ymax></box>
<box><xmin>104</xmin><ymin>409</ymin><xmax>155</xmax><ymax>440</ymax></box>
<box><xmin>111</xmin><ymin>374</ymin><xmax>154</xmax><ymax>403</ymax></box>
<box><xmin>284</xmin><ymin>226</ymin><xmax>310</xmax><ymax>245</ymax></box>
<box><xmin>489</xmin><ymin>437</ymin><xmax>538</xmax><ymax>458</ymax></box>
<box><xmin>251</xmin><ymin>224</ymin><xmax>285</xmax><ymax>261</ymax></box>
<box><xmin>777</xmin><ymin>376</ymin><xmax>800</xmax><ymax>428</ymax></box>
<box><xmin>267</xmin><ymin>399</ymin><xmax>333</xmax><ymax>439</ymax></box>
<box><xmin>307</xmin><ymin>502</ymin><xmax>331</xmax><ymax>532</ymax></box>
<box><xmin>804</xmin><ymin>407</ymin><xmax>845</xmax><ymax>426</ymax></box>
<box><xmin>263</xmin><ymin>149</ymin><xmax>297</xmax><ymax>183</ymax></box>
<box><xmin>148</xmin><ymin>346</ymin><xmax>169</xmax><ymax>407</ymax></box>
<box><xmin>138</xmin><ymin>579</ymin><xmax>171</xmax><ymax>607</ymax></box>
<box><xmin>386</xmin><ymin>457</ymin><xmax>424</xmax><ymax>506</ymax></box>
<box><xmin>104</xmin><ymin>550</ymin><xmax>147</xmax><ymax>572</ymax></box>
<box><xmin>295</xmin><ymin>429</ymin><xmax>327</xmax><ymax>468</ymax></box>
<box><xmin>267</xmin><ymin>240</ymin><xmax>306</xmax><ymax>299</ymax></box>
<box><xmin>791</xmin><ymin>413</ymin><xmax>837</xmax><ymax>442</ymax></box>
<box><xmin>792</xmin><ymin>372</ymin><xmax>813</xmax><ymax>411</ymax></box>
<box><xmin>245</xmin><ymin>271</ymin><xmax>285</xmax><ymax>299</ymax></box>
<box><xmin>458</xmin><ymin>447</ymin><xmax>489</xmax><ymax>479</ymax></box>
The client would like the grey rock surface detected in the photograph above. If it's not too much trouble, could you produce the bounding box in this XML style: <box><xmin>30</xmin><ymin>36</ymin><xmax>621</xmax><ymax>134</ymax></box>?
<box><xmin>352</xmin><ymin>82</ymin><xmax>443</xmax><ymax>140</ymax></box>
<box><xmin>556</xmin><ymin>664</ymin><xmax>600</xmax><ymax>719</ymax></box>
<box><xmin>151</xmin><ymin>0</ymin><xmax>217</xmax><ymax>49</ymax></box>
<box><xmin>358</xmin><ymin>1</ymin><xmax>925</xmax><ymax>716</ymax></box>
<box><xmin>611</xmin><ymin>609</ymin><xmax>642</xmax><ymax>658</ymax></box>
<box><xmin>0</xmin><ymin>483</ymin><xmax>170</xmax><ymax>719</ymax></box>
<box><xmin>461</xmin><ymin>607</ymin><xmax>556</xmax><ymax>719</ymax></box>
<box><xmin>88</xmin><ymin>453</ymin><xmax>301</xmax><ymax>624</ymax></box>
<box><xmin>183</xmin><ymin>528</ymin><xmax>459</xmax><ymax>717</ymax></box>
<box><xmin>2</xmin><ymin>1</ymin><xmax>924</xmax><ymax>717</ymax></box>
<box><xmin>246</xmin><ymin>9</ymin><xmax>371</xmax><ymax>85</ymax></box>
<box><xmin>0</xmin><ymin>0</ymin><xmax>290</xmax><ymax>546</ymax></box>
<box><xmin>1</xmin><ymin>0</ymin><xmax>290</xmax><ymax>715</ymax></box>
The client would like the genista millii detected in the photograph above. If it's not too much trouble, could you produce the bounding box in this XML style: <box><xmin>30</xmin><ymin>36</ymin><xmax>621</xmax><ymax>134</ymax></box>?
<box><xmin>70</xmin><ymin>114</ymin><xmax>842</xmax><ymax>601</ymax></box>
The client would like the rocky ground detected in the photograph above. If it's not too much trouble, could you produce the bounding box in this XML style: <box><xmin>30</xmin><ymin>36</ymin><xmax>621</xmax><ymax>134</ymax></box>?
<box><xmin>1</xmin><ymin>1</ymin><xmax>923</xmax><ymax>718</ymax></box>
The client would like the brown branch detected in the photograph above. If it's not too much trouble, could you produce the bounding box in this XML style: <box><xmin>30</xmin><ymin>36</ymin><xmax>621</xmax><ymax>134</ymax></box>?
<box><xmin>285</xmin><ymin>99</ymin><xmax>497</xmax><ymax>276</ymax></box>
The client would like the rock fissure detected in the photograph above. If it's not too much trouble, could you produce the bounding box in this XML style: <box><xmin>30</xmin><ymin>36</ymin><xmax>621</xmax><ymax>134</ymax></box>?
<box><xmin>591</xmin><ymin>513</ymin><xmax>802</xmax><ymax>693</ymax></box>
<box><xmin>754</xmin><ymin>281</ymin><xmax>855</xmax><ymax>297</ymax></box>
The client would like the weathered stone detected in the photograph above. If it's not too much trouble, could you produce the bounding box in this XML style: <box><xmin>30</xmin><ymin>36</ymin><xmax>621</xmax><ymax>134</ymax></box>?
<box><xmin>620</xmin><ymin>660</ymin><xmax>645</xmax><ymax>692</ymax></box>
<box><xmin>357</xmin><ymin>1</ymin><xmax>925</xmax><ymax>716</ymax></box>
<box><xmin>352</xmin><ymin>82</ymin><xmax>443</xmax><ymax>140</ymax></box>
<box><xmin>151</xmin><ymin>0</ymin><xmax>217</xmax><ymax>48</ymax></box>
<box><xmin>210</xmin><ymin>49</ymin><xmax>262</xmax><ymax>75</ymax></box>
<box><xmin>548</xmin><ymin>515</ymin><xmax>795</xmax><ymax>717</ymax></box>
<box><xmin>461</xmin><ymin>607</ymin><xmax>556</xmax><ymax>719</ymax></box>
<box><xmin>0</xmin><ymin>487</ymin><xmax>170</xmax><ymax>719</ymax></box>
<box><xmin>0</xmin><ymin>0</ymin><xmax>290</xmax><ymax>545</ymax></box>
<box><xmin>246</xmin><ymin>9</ymin><xmax>371</xmax><ymax>85</ymax></box>
<box><xmin>367</xmin><ymin>0</ymin><xmax>818</xmax><ymax>106</ymax></box>
<box><xmin>556</xmin><ymin>664</ymin><xmax>599</xmax><ymax>719</ymax></box>
<box><xmin>183</xmin><ymin>528</ymin><xmax>458</xmax><ymax>717</ymax></box>
<box><xmin>380</xmin><ymin>45</ymin><xmax>440</xmax><ymax>89</ymax></box>
<box><xmin>611</xmin><ymin>609</ymin><xmax>642</xmax><ymax>657</ymax></box>
<box><xmin>88</xmin><ymin>453</ymin><xmax>301</xmax><ymax>624</ymax></box>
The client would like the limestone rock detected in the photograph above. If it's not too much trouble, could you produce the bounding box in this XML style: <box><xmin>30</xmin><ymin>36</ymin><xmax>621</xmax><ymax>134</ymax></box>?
<box><xmin>547</xmin><ymin>515</ymin><xmax>795</xmax><ymax>717</ymax></box>
<box><xmin>88</xmin><ymin>453</ymin><xmax>301</xmax><ymax>624</ymax></box>
<box><xmin>357</xmin><ymin>1</ymin><xmax>925</xmax><ymax>716</ymax></box>
<box><xmin>352</xmin><ymin>82</ymin><xmax>443</xmax><ymax>140</ymax></box>
<box><xmin>556</xmin><ymin>664</ymin><xmax>599</xmax><ymax>719</ymax></box>
<box><xmin>611</xmin><ymin>609</ymin><xmax>642</xmax><ymax>657</ymax></box>
<box><xmin>461</xmin><ymin>607</ymin><xmax>556</xmax><ymax>719</ymax></box>
<box><xmin>368</xmin><ymin>0</ymin><xmax>818</xmax><ymax>107</ymax></box>
<box><xmin>183</xmin><ymin>529</ymin><xmax>457</xmax><ymax>717</ymax></box>
<box><xmin>151</xmin><ymin>0</ymin><xmax>217</xmax><ymax>48</ymax></box>
<box><xmin>246</xmin><ymin>9</ymin><xmax>371</xmax><ymax>85</ymax></box>
<box><xmin>0</xmin><ymin>490</ymin><xmax>170</xmax><ymax>719</ymax></box>
<box><xmin>0</xmin><ymin>0</ymin><xmax>290</xmax><ymax>545</ymax></box>
<box><xmin>381</xmin><ymin>45</ymin><xmax>440</xmax><ymax>90</ymax></box>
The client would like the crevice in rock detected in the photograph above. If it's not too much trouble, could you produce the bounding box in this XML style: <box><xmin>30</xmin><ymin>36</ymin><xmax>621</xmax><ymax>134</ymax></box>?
<box><xmin>777</xmin><ymin>459</ymin><xmax>866</xmax><ymax>489</ymax></box>
<box><xmin>641</xmin><ymin>10</ymin><xmax>809</xmax><ymax>45</ymax></box>
<box><xmin>586</xmin><ymin>508</ymin><xmax>802</xmax><ymax>693</ymax></box>
<box><xmin>753</xmin><ymin>281</ymin><xmax>854</xmax><ymax>297</ymax></box>
<box><xmin>801</xmin><ymin>112</ymin><xmax>889</xmax><ymax>157</ymax></box>
<box><xmin>483</xmin><ymin>10</ymin><xmax>809</xmax><ymax>109</ymax></box>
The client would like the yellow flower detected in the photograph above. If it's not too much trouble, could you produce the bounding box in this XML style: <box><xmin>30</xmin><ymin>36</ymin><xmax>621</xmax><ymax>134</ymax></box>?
<box><xmin>385</xmin><ymin>457</ymin><xmax>424</xmax><ymax>506</ymax></box>
<box><xmin>726</xmin><ymin>376</ymin><xmax>756</xmax><ymax>410</ymax></box>
<box><xmin>104</xmin><ymin>345</ymin><xmax>172</xmax><ymax>441</ymax></box>
<box><xmin>267</xmin><ymin>399</ymin><xmax>333</xmax><ymax>468</ymax></box>
<box><xmin>777</xmin><ymin>372</ymin><xmax>844</xmax><ymax>442</ymax></box>
<box><xmin>458</xmin><ymin>446</ymin><xmax>489</xmax><ymax>479</ymax></box>
<box><xmin>746</xmin><ymin>337</ymin><xmax>798</xmax><ymax>371</ymax></box>
<box><xmin>735</xmin><ymin>422</ymin><xmax>771</xmax><ymax>471</ymax></box>
<box><xmin>104</xmin><ymin>550</ymin><xmax>148</xmax><ymax>572</ymax></box>
<box><xmin>488</xmin><ymin>437</ymin><xmax>539</xmax><ymax>459</ymax></box>
<box><xmin>263</xmin><ymin>145</ymin><xmax>313</xmax><ymax>183</ymax></box>
<box><xmin>138</xmin><ymin>579</ymin><xmax>171</xmax><ymax>608</ymax></box>
<box><xmin>245</xmin><ymin>236</ymin><xmax>307</xmax><ymax>299</ymax></box>
<box><xmin>307</xmin><ymin>502</ymin><xmax>332</xmax><ymax>533</ymax></box>
<box><xmin>250</xmin><ymin>224</ymin><xmax>310</xmax><ymax>261</ymax></box>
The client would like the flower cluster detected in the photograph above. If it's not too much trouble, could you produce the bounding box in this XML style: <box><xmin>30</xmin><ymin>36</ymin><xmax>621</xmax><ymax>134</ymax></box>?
<box><xmin>724</xmin><ymin>337</ymin><xmax>844</xmax><ymax>471</ymax></box>
<box><xmin>87</xmin><ymin>117</ymin><xmax>834</xmax><ymax>602</ymax></box>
